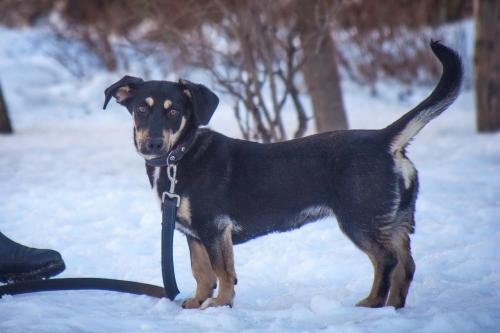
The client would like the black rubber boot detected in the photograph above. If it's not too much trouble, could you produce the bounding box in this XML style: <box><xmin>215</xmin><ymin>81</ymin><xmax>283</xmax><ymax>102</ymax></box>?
<box><xmin>0</xmin><ymin>232</ymin><xmax>65</xmax><ymax>283</ymax></box>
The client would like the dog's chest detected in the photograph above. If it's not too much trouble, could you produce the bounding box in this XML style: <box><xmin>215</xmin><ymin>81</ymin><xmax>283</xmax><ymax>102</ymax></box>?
<box><xmin>152</xmin><ymin>167</ymin><xmax>198</xmax><ymax>239</ymax></box>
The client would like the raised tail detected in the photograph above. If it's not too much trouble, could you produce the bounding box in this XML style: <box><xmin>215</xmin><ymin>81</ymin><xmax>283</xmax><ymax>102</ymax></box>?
<box><xmin>385</xmin><ymin>41</ymin><xmax>463</xmax><ymax>153</ymax></box>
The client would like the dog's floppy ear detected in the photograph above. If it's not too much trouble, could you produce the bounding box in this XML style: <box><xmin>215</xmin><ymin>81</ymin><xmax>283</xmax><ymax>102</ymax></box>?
<box><xmin>179</xmin><ymin>79</ymin><xmax>219</xmax><ymax>125</ymax></box>
<box><xmin>103</xmin><ymin>75</ymin><xmax>144</xmax><ymax>109</ymax></box>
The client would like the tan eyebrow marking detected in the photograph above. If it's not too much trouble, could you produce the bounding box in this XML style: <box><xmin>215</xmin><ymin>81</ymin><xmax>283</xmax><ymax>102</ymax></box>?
<box><xmin>183</xmin><ymin>89</ymin><xmax>192</xmax><ymax>99</ymax></box>
<box><xmin>163</xmin><ymin>99</ymin><xmax>173</xmax><ymax>109</ymax></box>
<box><xmin>145</xmin><ymin>97</ymin><xmax>154</xmax><ymax>107</ymax></box>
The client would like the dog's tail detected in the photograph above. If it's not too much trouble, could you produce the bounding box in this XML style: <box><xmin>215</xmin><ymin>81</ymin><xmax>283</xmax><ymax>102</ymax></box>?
<box><xmin>384</xmin><ymin>41</ymin><xmax>463</xmax><ymax>153</ymax></box>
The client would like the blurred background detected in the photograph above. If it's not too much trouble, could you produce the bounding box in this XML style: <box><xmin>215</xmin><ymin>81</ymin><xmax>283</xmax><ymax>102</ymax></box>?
<box><xmin>0</xmin><ymin>0</ymin><xmax>497</xmax><ymax>139</ymax></box>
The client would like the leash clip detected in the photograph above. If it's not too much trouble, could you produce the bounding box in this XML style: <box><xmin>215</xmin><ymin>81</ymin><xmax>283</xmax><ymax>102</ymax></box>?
<box><xmin>162</xmin><ymin>163</ymin><xmax>180</xmax><ymax>207</ymax></box>
<box><xmin>166</xmin><ymin>164</ymin><xmax>177</xmax><ymax>193</ymax></box>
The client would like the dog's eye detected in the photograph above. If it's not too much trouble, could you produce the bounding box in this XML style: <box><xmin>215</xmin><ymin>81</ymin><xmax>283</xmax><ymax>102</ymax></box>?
<box><xmin>137</xmin><ymin>105</ymin><xmax>148</xmax><ymax>113</ymax></box>
<box><xmin>167</xmin><ymin>109</ymin><xmax>180</xmax><ymax>118</ymax></box>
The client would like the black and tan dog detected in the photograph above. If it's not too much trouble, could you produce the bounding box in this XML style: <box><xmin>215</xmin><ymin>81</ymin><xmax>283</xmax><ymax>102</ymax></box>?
<box><xmin>103</xmin><ymin>41</ymin><xmax>462</xmax><ymax>309</ymax></box>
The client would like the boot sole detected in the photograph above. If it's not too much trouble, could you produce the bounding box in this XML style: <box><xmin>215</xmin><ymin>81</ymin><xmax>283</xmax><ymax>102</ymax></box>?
<box><xmin>0</xmin><ymin>261</ymin><xmax>66</xmax><ymax>284</ymax></box>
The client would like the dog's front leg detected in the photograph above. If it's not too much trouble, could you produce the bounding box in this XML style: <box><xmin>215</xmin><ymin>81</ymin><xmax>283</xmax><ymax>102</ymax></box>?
<box><xmin>182</xmin><ymin>236</ymin><xmax>218</xmax><ymax>309</ymax></box>
<box><xmin>201</xmin><ymin>225</ymin><xmax>237</xmax><ymax>308</ymax></box>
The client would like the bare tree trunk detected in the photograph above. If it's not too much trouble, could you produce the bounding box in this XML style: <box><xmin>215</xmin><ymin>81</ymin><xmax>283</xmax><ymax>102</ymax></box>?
<box><xmin>0</xmin><ymin>83</ymin><xmax>13</xmax><ymax>134</ymax></box>
<box><xmin>297</xmin><ymin>0</ymin><xmax>348</xmax><ymax>133</ymax></box>
<box><xmin>474</xmin><ymin>0</ymin><xmax>500</xmax><ymax>132</ymax></box>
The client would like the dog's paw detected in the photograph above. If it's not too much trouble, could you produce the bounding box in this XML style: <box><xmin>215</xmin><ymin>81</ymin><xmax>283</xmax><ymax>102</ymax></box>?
<box><xmin>355</xmin><ymin>297</ymin><xmax>385</xmax><ymax>308</ymax></box>
<box><xmin>182</xmin><ymin>298</ymin><xmax>203</xmax><ymax>309</ymax></box>
<box><xmin>200</xmin><ymin>297</ymin><xmax>233</xmax><ymax>309</ymax></box>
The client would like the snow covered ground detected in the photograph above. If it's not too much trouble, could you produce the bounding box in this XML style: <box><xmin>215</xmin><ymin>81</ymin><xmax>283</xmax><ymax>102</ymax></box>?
<box><xmin>1</xmin><ymin>27</ymin><xmax>499</xmax><ymax>333</ymax></box>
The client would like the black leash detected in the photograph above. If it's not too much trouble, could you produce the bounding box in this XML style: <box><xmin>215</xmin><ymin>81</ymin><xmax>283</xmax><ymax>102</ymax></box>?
<box><xmin>0</xmin><ymin>133</ymin><xmax>197</xmax><ymax>301</ymax></box>
<box><xmin>0</xmin><ymin>204</ymin><xmax>178</xmax><ymax>299</ymax></box>
<box><xmin>0</xmin><ymin>278</ymin><xmax>165</xmax><ymax>298</ymax></box>
<box><xmin>159</xmin><ymin>163</ymin><xmax>181</xmax><ymax>300</ymax></box>
<box><xmin>147</xmin><ymin>128</ymin><xmax>198</xmax><ymax>300</ymax></box>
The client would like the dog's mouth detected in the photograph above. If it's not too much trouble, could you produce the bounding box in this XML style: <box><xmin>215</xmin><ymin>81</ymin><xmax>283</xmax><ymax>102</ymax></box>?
<box><xmin>139</xmin><ymin>152</ymin><xmax>157</xmax><ymax>160</ymax></box>
<box><xmin>137</xmin><ymin>150</ymin><xmax>167</xmax><ymax>161</ymax></box>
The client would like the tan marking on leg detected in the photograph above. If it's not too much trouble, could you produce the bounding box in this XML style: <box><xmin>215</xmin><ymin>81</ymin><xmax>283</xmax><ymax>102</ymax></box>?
<box><xmin>201</xmin><ymin>226</ymin><xmax>237</xmax><ymax>308</ymax></box>
<box><xmin>163</xmin><ymin>99</ymin><xmax>172</xmax><ymax>109</ymax></box>
<box><xmin>177</xmin><ymin>197</ymin><xmax>191</xmax><ymax>224</ymax></box>
<box><xmin>386</xmin><ymin>235</ymin><xmax>415</xmax><ymax>309</ymax></box>
<box><xmin>356</xmin><ymin>248</ymin><xmax>397</xmax><ymax>308</ymax></box>
<box><xmin>182</xmin><ymin>237</ymin><xmax>217</xmax><ymax>309</ymax></box>
<box><xmin>145</xmin><ymin>96</ymin><xmax>154</xmax><ymax>107</ymax></box>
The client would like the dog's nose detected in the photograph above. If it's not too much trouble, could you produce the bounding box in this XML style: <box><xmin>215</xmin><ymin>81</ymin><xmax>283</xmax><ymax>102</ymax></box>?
<box><xmin>146</xmin><ymin>138</ymin><xmax>164</xmax><ymax>153</ymax></box>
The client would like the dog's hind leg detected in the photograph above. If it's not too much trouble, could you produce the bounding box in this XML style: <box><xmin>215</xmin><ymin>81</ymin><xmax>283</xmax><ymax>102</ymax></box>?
<box><xmin>355</xmin><ymin>243</ymin><xmax>398</xmax><ymax>308</ymax></box>
<box><xmin>201</xmin><ymin>225</ymin><xmax>237</xmax><ymax>308</ymax></box>
<box><xmin>182</xmin><ymin>236</ymin><xmax>218</xmax><ymax>309</ymax></box>
<box><xmin>386</xmin><ymin>225</ymin><xmax>415</xmax><ymax>309</ymax></box>
<box><xmin>336</xmin><ymin>212</ymin><xmax>398</xmax><ymax>308</ymax></box>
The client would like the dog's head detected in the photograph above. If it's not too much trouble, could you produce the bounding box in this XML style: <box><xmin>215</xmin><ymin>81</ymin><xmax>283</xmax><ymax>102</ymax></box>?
<box><xmin>103</xmin><ymin>76</ymin><xmax>219</xmax><ymax>159</ymax></box>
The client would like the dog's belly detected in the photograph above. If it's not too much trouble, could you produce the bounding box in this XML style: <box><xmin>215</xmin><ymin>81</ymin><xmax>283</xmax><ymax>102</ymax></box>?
<box><xmin>232</xmin><ymin>205</ymin><xmax>334</xmax><ymax>244</ymax></box>
<box><xmin>171</xmin><ymin>204</ymin><xmax>334</xmax><ymax>244</ymax></box>
<box><xmin>289</xmin><ymin>205</ymin><xmax>334</xmax><ymax>228</ymax></box>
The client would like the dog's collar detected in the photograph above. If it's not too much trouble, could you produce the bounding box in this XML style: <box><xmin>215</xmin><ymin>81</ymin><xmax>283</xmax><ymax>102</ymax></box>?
<box><xmin>145</xmin><ymin>130</ymin><xmax>197</xmax><ymax>167</ymax></box>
